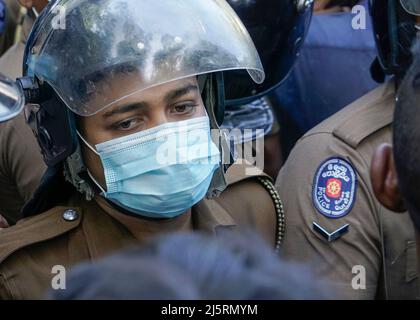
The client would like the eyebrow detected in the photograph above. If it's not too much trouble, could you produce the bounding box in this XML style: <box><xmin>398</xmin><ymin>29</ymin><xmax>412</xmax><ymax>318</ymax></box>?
<box><xmin>102</xmin><ymin>83</ymin><xmax>199</xmax><ymax>118</ymax></box>
<box><xmin>103</xmin><ymin>101</ymin><xmax>149</xmax><ymax>118</ymax></box>
<box><xmin>164</xmin><ymin>83</ymin><xmax>199</xmax><ymax>104</ymax></box>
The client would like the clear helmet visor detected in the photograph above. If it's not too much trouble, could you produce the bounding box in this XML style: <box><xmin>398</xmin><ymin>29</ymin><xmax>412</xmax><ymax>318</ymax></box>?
<box><xmin>26</xmin><ymin>0</ymin><xmax>265</xmax><ymax>116</ymax></box>
<box><xmin>400</xmin><ymin>0</ymin><xmax>420</xmax><ymax>16</ymax></box>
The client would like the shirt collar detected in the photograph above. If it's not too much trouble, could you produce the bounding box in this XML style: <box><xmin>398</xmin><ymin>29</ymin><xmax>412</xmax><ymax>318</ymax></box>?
<box><xmin>93</xmin><ymin>195</ymin><xmax>193</xmax><ymax>240</ymax></box>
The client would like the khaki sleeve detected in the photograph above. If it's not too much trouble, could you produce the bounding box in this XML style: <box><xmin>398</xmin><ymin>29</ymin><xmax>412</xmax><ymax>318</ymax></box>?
<box><xmin>0</xmin><ymin>114</ymin><xmax>46</xmax><ymax>223</ymax></box>
<box><xmin>217</xmin><ymin>177</ymin><xmax>277</xmax><ymax>248</ymax></box>
<box><xmin>276</xmin><ymin>133</ymin><xmax>382</xmax><ymax>299</ymax></box>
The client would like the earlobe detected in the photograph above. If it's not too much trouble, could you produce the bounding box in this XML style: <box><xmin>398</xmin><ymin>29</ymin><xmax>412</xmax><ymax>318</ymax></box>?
<box><xmin>371</xmin><ymin>143</ymin><xmax>406</xmax><ymax>212</ymax></box>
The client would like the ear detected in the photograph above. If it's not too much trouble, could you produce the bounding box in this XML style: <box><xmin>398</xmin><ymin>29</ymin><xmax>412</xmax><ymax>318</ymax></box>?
<box><xmin>371</xmin><ymin>143</ymin><xmax>406</xmax><ymax>212</ymax></box>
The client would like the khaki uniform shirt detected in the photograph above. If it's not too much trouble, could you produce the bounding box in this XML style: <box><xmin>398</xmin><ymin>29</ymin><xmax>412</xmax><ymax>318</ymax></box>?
<box><xmin>0</xmin><ymin>15</ymin><xmax>46</xmax><ymax>224</ymax></box>
<box><xmin>276</xmin><ymin>81</ymin><xmax>418</xmax><ymax>299</ymax></box>
<box><xmin>0</xmin><ymin>163</ymin><xmax>281</xmax><ymax>299</ymax></box>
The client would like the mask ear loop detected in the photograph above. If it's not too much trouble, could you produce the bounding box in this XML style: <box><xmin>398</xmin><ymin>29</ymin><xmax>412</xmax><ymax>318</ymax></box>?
<box><xmin>76</xmin><ymin>130</ymin><xmax>107</xmax><ymax>194</ymax></box>
<box><xmin>86</xmin><ymin>169</ymin><xmax>107</xmax><ymax>195</ymax></box>
<box><xmin>76</xmin><ymin>130</ymin><xmax>100</xmax><ymax>155</ymax></box>
<box><xmin>201</xmin><ymin>73</ymin><xmax>232</xmax><ymax>199</ymax></box>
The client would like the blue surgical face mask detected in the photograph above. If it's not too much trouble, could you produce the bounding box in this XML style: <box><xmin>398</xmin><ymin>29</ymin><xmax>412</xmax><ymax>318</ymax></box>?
<box><xmin>77</xmin><ymin>116</ymin><xmax>220</xmax><ymax>219</ymax></box>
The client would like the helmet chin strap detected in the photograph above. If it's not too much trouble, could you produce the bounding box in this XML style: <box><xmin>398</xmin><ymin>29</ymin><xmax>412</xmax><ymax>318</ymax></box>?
<box><xmin>201</xmin><ymin>73</ymin><xmax>234</xmax><ymax>199</ymax></box>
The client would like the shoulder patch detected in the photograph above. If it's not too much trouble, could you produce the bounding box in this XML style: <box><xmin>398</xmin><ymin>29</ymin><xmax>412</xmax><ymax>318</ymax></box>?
<box><xmin>0</xmin><ymin>207</ymin><xmax>82</xmax><ymax>264</ymax></box>
<box><xmin>312</xmin><ymin>157</ymin><xmax>357</xmax><ymax>219</ymax></box>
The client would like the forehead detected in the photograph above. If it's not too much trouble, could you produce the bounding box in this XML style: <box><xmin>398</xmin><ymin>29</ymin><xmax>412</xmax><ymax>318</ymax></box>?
<box><xmin>87</xmin><ymin>76</ymin><xmax>200</xmax><ymax>117</ymax></box>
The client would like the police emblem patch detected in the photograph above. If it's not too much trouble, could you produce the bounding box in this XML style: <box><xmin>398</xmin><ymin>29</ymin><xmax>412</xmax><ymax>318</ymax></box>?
<box><xmin>312</xmin><ymin>157</ymin><xmax>357</xmax><ymax>218</ymax></box>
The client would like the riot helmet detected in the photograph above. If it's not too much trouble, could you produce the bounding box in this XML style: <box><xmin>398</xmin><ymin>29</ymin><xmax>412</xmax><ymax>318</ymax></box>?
<box><xmin>224</xmin><ymin>0</ymin><xmax>314</xmax><ymax>106</ymax></box>
<box><xmin>370</xmin><ymin>0</ymin><xmax>418</xmax><ymax>76</ymax></box>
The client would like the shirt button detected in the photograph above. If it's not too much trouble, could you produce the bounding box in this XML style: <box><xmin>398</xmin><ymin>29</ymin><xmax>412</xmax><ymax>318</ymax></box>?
<box><xmin>62</xmin><ymin>209</ymin><xmax>79</xmax><ymax>222</ymax></box>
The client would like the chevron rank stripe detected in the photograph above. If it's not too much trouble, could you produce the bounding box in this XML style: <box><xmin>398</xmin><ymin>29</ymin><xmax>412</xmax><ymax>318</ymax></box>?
<box><xmin>312</xmin><ymin>221</ymin><xmax>350</xmax><ymax>242</ymax></box>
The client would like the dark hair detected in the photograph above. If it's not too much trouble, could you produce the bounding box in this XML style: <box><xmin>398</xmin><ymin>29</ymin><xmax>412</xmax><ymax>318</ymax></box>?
<box><xmin>48</xmin><ymin>231</ymin><xmax>332</xmax><ymax>300</ymax></box>
<box><xmin>393</xmin><ymin>40</ymin><xmax>420</xmax><ymax>232</ymax></box>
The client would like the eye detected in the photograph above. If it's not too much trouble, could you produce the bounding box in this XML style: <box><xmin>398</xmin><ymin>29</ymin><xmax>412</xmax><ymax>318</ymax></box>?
<box><xmin>115</xmin><ymin>118</ymin><xmax>143</xmax><ymax>131</ymax></box>
<box><xmin>172</xmin><ymin>103</ymin><xmax>198</xmax><ymax>115</ymax></box>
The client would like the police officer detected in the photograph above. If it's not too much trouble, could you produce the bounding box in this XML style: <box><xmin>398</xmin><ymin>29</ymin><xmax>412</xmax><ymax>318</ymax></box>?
<box><xmin>0</xmin><ymin>0</ymin><xmax>49</xmax><ymax>225</ymax></box>
<box><xmin>371</xmin><ymin>40</ymin><xmax>420</xmax><ymax>279</ymax></box>
<box><xmin>0</xmin><ymin>0</ymin><xmax>285</xmax><ymax>299</ymax></box>
<box><xmin>276</xmin><ymin>0</ymin><xmax>419</xmax><ymax>299</ymax></box>
<box><xmin>0</xmin><ymin>0</ymin><xmax>311</xmax><ymax>225</ymax></box>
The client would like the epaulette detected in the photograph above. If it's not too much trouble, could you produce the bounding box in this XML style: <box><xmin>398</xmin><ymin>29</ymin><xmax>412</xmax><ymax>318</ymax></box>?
<box><xmin>224</xmin><ymin>160</ymin><xmax>270</xmax><ymax>185</ymax></box>
<box><xmin>332</xmin><ymin>81</ymin><xmax>396</xmax><ymax>148</ymax></box>
<box><xmin>0</xmin><ymin>206</ymin><xmax>82</xmax><ymax>264</ymax></box>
